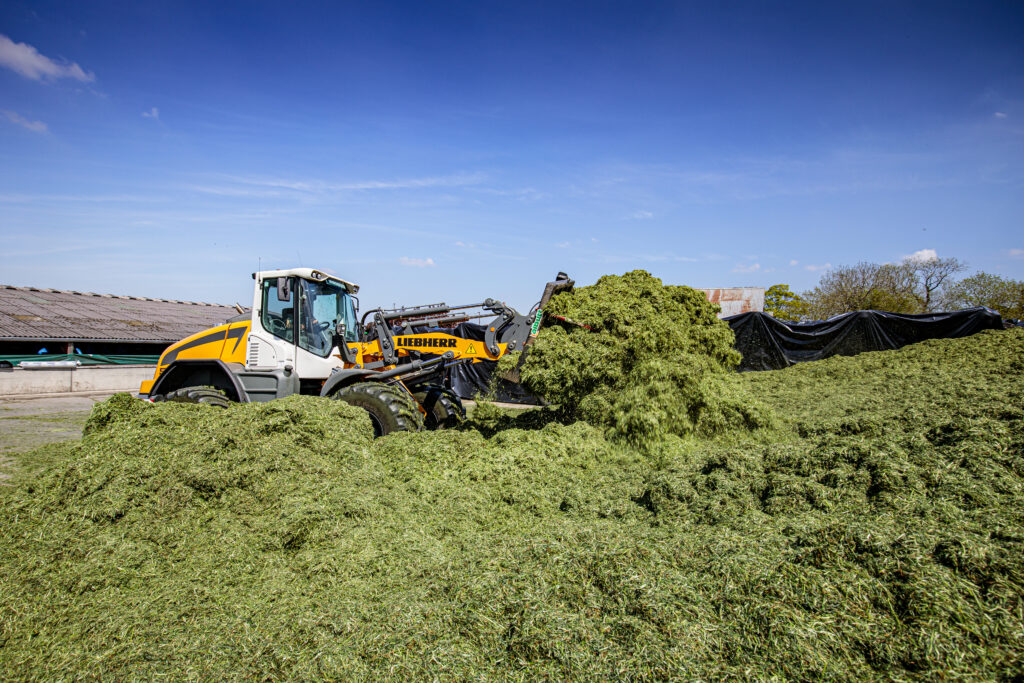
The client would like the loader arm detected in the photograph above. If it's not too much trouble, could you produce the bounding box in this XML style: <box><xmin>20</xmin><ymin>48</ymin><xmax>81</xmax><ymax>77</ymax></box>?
<box><xmin>350</xmin><ymin>272</ymin><xmax>574</xmax><ymax>369</ymax></box>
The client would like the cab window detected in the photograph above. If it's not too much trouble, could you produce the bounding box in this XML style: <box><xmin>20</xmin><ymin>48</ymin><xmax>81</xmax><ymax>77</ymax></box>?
<box><xmin>297</xmin><ymin>278</ymin><xmax>358</xmax><ymax>357</ymax></box>
<box><xmin>261</xmin><ymin>278</ymin><xmax>294</xmax><ymax>343</ymax></box>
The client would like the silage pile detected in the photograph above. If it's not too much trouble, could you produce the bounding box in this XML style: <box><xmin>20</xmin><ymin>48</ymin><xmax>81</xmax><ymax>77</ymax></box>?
<box><xmin>505</xmin><ymin>270</ymin><xmax>768</xmax><ymax>443</ymax></box>
<box><xmin>1</xmin><ymin>283</ymin><xmax>1023</xmax><ymax>679</ymax></box>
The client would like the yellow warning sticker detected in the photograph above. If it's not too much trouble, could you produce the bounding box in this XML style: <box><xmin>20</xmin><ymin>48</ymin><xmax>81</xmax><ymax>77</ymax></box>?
<box><xmin>465</xmin><ymin>343</ymin><xmax>477</xmax><ymax>354</ymax></box>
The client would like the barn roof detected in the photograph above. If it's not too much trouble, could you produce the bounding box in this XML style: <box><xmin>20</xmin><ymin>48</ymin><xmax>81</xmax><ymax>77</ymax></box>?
<box><xmin>0</xmin><ymin>285</ymin><xmax>241</xmax><ymax>343</ymax></box>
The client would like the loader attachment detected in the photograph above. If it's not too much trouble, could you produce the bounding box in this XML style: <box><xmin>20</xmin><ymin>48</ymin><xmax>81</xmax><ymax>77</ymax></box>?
<box><xmin>538</xmin><ymin>272</ymin><xmax>575</xmax><ymax>310</ymax></box>
<box><xmin>500</xmin><ymin>272</ymin><xmax>575</xmax><ymax>384</ymax></box>
<box><xmin>524</xmin><ymin>272</ymin><xmax>575</xmax><ymax>349</ymax></box>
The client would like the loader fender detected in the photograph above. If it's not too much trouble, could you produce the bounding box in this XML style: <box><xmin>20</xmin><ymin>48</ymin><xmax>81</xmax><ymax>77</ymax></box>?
<box><xmin>319</xmin><ymin>368</ymin><xmax>379</xmax><ymax>397</ymax></box>
<box><xmin>150</xmin><ymin>359</ymin><xmax>250</xmax><ymax>403</ymax></box>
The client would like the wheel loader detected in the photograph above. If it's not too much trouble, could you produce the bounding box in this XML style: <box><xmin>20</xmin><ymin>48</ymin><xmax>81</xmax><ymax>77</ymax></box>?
<box><xmin>139</xmin><ymin>268</ymin><xmax>573</xmax><ymax>436</ymax></box>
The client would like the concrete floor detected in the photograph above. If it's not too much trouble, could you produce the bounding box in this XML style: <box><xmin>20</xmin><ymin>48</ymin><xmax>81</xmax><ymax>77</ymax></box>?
<box><xmin>0</xmin><ymin>393</ymin><xmax>117</xmax><ymax>484</ymax></box>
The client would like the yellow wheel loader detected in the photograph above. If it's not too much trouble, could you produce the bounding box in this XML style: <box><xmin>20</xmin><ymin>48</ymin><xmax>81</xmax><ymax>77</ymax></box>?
<box><xmin>139</xmin><ymin>268</ymin><xmax>573</xmax><ymax>436</ymax></box>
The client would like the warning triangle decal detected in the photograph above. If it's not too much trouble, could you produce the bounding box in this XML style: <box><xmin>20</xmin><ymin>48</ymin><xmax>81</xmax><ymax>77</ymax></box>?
<box><xmin>465</xmin><ymin>343</ymin><xmax>477</xmax><ymax>354</ymax></box>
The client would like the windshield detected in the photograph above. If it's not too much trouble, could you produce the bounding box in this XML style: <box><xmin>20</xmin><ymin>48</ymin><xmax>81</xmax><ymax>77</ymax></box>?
<box><xmin>297</xmin><ymin>278</ymin><xmax>358</xmax><ymax>357</ymax></box>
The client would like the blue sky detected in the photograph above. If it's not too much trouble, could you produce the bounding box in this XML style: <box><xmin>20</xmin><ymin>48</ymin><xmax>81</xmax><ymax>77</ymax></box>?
<box><xmin>1</xmin><ymin>1</ymin><xmax>1022</xmax><ymax>311</ymax></box>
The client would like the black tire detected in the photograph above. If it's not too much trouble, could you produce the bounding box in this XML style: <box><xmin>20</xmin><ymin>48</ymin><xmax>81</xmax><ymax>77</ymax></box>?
<box><xmin>157</xmin><ymin>386</ymin><xmax>231</xmax><ymax>408</ymax></box>
<box><xmin>413</xmin><ymin>388</ymin><xmax>465</xmax><ymax>430</ymax></box>
<box><xmin>333</xmin><ymin>382</ymin><xmax>422</xmax><ymax>437</ymax></box>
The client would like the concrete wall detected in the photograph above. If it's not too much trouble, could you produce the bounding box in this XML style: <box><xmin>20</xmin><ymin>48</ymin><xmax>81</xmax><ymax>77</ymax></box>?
<box><xmin>0</xmin><ymin>365</ymin><xmax>155</xmax><ymax>398</ymax></box>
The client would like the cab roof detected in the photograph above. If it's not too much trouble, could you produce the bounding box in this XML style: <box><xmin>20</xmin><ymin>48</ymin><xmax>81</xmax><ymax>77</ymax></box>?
<box><xmin>253</xmin><ymin>268</ymin><xmax>359</xmax><ymax>294</ymax></box>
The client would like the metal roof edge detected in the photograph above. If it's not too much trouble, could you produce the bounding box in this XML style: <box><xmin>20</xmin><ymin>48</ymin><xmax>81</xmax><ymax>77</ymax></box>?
<box><xmin>0</xmin><ymin>337</ymin><xmax>180</xmax><ymax>344</ymax></box>
<box><xmin>0</xmin><ymin>284</ymin><xmax>234</xmax><ymax>308</ymax></box>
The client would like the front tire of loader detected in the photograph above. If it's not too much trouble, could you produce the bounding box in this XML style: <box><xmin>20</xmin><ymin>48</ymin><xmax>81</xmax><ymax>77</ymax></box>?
<box><xmin>413</xmin><ymin>388</ymin><xmax>465</xmax><ymax>430</ymax></box>
<box><xmin>156</xmin><ymin>386</ymin><xmax>231</xmax><ymax>408</ymax></box>
<box><xmin>333</xmin><ymin>382</ymin><xmax>422</xmax><ymax>437</ymax></box>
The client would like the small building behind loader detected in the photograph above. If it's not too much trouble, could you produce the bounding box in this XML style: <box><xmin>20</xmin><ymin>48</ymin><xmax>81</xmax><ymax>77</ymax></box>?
<box><xmin>139</xmin><ymin>268</ymin><xmax>573</xmax><ymax>436</ymax></box>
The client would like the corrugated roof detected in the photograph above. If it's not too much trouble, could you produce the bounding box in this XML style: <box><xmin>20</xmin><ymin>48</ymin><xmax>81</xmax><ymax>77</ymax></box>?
<box><xmin>0</xmin><ymin>285</ymin><xmax>243</xmax><ymax>343</ymax></box>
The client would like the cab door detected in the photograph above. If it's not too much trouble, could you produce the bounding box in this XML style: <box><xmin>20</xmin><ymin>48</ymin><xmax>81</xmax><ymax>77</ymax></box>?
<box><xmin>292</xmin><ymin>278</ymin><xmax>348</xmax><ymax>381</ymax></box>
<box><xmin>247</xmin><ymin>276</ymin><xmax>296</xmax><ymax>371</ymax></box>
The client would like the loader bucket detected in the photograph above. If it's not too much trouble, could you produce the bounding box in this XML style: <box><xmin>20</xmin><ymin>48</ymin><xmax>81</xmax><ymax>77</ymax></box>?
<box><xmin>499</xmin><ymin>272</ymin><xmax>575</xmax><ymax>384</ymax></box>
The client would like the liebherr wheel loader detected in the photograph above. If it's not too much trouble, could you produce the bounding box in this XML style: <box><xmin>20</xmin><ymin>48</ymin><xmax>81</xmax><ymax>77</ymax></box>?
<box><xmin>139</xmin><ymin>268</ymin><xmax>573</xmax><ymax>436</ymax></box>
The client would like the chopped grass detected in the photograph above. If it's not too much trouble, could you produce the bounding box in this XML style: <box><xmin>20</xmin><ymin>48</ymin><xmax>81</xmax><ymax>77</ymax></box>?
<box><xmin>506</xmin><ymin>270</ymin><xmax>770</xmax><ymax>446</ymax></box>
<box><xmin>0</xmin><ymin>317</ymin><xmax>1021</xmax><ymax>678</ymax></box>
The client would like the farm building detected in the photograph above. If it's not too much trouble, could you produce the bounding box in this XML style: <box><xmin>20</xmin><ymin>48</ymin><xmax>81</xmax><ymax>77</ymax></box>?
<box><xmin>698</xmin><ymin>287</ymin><xmax>765</xmax><ymax>317</ymax></box>
<box><xmin>0</xmin><ymin>285</ymin><xmax>239</xmax><ymax>366</ymax></box>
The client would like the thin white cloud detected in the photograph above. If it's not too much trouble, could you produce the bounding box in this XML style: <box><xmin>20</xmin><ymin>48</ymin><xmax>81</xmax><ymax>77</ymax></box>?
<box><xmin>398</xmin><ymin>257</ymin><xmax>436</xmax><ymax>268</ymax></box>
<box><xmin>225</xmin><ymin>172</ymin><xmax>485</xmax><ymax>193</ymax></box>
<box><xmin>554</xmin><ymin>241</ymin><xmax>571</xmax><ymax>248</ymax></box>
<box><xmin>789</xmin><ymin>259</ymin><xmax>799</xmax><ymax>266</ymax></box>
<box><xmin>0</xmin><ymin>193</ymin><xmax>165</xmax><ymax>203</ymax></box>
<box><xmin>0</xmin><ymin>34</ymin><xmax>95</xmax><ymax>82</ymax></box>
<box><xmin>1</xmin><ymin>109</ymin><xmax>47</xmax><ymax>133</ymax></box>
<box><xmin>630</xmin><ymin>210</ymin><xmax>654</xmax><ymax>220</ymax></box>
<box><xmin>732</xmin><ymin>262</ymin><xmax>761</xmax><ymax>273</ymax></box>
<box><xmin>904</xmin><ymin>248</ymin><xmax>938</xmax><ymax>262</ymax></box>
<box><xmin>598</xmin><ymin>142</ymin><xmax>991</xmax><ymax>206</ymax></box>
<box><xmin>1008</xmin><ymin>248</ymin><xmax>1024</xmax><ymax>257</ymax></box>
<box><xmin>994</xmin><ymin>112</ymin><xmax>1008</xmax><ymax>119</ymax></box>
<box><xmin>805</xmin><ymin>262</ymin><xmax>832</xmax><ymax>272</ymax></box>
<box><xmin>473</xmin><ymin>186</ymin><xmax>546</xmax><ymax>201</ymax></box>
<box><xmin>142</xmin><ymin>107</ymin><xmax>159</xmax><ymax>119</ymax></box>
<box><xmin>639</xmin><ymin>253</ymin><xmax>698</xmax><ymax>263</ymax></box>
<box><xmin>185</xmin><ymin>185</ymin><xmax>286</xmax><ymax>198</ymax></box>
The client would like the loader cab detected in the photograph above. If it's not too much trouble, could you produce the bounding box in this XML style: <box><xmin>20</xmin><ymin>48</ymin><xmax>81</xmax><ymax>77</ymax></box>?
<box><xmin>250</xmin><ymin>269</ymin><xmax>360</xmax><ymax>379</ymax></box>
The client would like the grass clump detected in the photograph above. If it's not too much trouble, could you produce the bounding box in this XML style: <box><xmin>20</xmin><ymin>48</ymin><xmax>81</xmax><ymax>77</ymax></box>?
<box><xmin>508</xmin><ymin>270</ymin><xmax>769</xmax><ymax>444</ymax></box>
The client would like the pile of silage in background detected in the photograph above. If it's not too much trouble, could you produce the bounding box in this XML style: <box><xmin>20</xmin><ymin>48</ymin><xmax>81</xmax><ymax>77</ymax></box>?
<box><xmin>504</xmin><ymin>269</ymin><xmax>769</xmax><ymax>444</ymax></box>
<box><xmin>1</xmin><ymin>305</ymin><xmax>1023</xmax><ymax>678</ymax></box>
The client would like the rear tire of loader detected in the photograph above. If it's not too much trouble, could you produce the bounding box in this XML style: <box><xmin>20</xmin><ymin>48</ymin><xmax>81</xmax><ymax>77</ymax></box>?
<box><xmin>413</xmin><ymin>388</ymin><xmax>465</xmax><ymax>430</ymax></box>
<box><xmin>157</xmin><ymin>386</ymin><xmax>231</xmax><ymax>408</ymax></box>
<box><xmin>333</xmin><ymin>382</ymin><xmax>422</xmax><ymax>437</ymax></box>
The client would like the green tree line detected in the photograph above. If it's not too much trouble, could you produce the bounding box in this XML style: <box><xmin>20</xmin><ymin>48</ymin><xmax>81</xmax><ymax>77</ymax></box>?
<box><xmin>764</xmin><ymin>256</ymin><xmax>1024</xmax><ymax>321</ymax></box>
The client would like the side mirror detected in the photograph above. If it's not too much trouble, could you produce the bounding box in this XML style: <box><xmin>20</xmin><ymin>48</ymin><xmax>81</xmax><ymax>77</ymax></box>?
<box><xmin>276</xmin><ymin>278</ymin><xmax>291</xmax><ymax>302</ymax></box>
<box><xmin>333</xmin><ymin>321</ymin><xmax>357</xmax><ymax>363</ymax></box>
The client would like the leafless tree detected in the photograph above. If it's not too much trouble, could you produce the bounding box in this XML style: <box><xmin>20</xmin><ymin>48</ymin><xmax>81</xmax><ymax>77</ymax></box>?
<box><xmin>905</xmin><ymin>255</ymin><xmax>967</xmax><ymax>312</ymax></box>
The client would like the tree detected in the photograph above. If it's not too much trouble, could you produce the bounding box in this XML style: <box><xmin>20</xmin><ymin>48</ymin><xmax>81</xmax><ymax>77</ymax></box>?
<box><xmin>763</xmin><ymin>284</ymin><xmax>810</xmax><ymax>321</ymax></box>
<box><xmin>904</xmin><ymin>254</ymin><xmax>967</xmax><ymax>312</ymax></box>
<box><xmin>801</xmin><ymin>254</ymin><xmax>969</xmax><ymax>318</ymax></box>
<box><xmin>802</xmin><ymin>261</ymin><xmax>921</xmax><ymax>319</ymax></box>
<box><xmin>943</xmin><ymin>272</ymin><xmax>1024</xmax><ymax>319</ymax></box>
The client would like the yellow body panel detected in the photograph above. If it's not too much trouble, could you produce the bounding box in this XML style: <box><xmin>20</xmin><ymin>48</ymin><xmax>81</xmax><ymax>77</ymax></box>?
<box><xmin>143</xmin><ymin>322</ymin><xmax>504</xmax><ymax>395</ymax></box>
<box><xmin>221</xmin><ymin>322</ymin><xmax>251</xmax><ymax>365</ymax></box>
<box><xmin>141</xmin><ymin>321</ymin><xmax>251</xmax><ymax>394</ymax></box>
<box><xmin>348</xmin><ymin>332</ymin><xmax>507</xmax><ymax>366</ymax></box>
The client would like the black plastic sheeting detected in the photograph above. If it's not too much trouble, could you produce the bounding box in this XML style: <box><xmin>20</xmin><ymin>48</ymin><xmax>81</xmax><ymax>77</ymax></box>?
<box><xmin>725</xmin><ymin>307</ymin><xmax>1004</xmax><ymax>371</ymax></box>
<box><xmin>447</xmin><ymin>322</ymin><xmax>536</xmax><ymax>403</ymax></box>
<box><xmin>408</xmin><ymin>308</ymin><xmax>1006</xmax><ymax>399</ymax></box>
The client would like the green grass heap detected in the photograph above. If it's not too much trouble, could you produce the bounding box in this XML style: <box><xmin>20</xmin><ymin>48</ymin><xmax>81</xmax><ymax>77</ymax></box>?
<box><xmin>508</xmin><ymin>269</ymin><xmax>768</xmax><ymax>444</ymax></box>
<box><xmin>0</xmin><ymin>306</ymin><xmax>1022</xmax><ymax>680</ymax></box>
